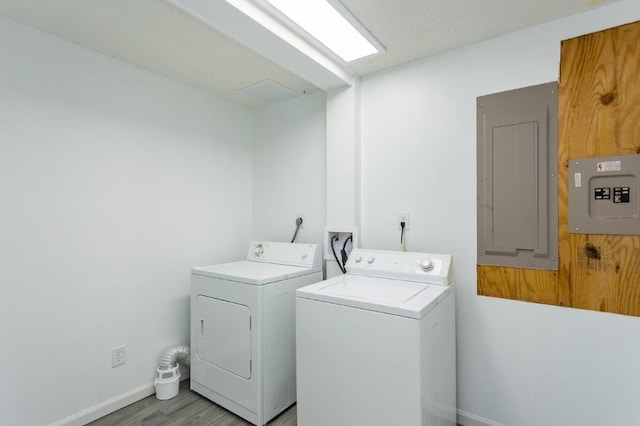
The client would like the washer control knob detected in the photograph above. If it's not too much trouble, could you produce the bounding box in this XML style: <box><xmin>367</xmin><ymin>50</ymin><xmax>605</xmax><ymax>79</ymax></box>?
<box><xmin>419</xmin><ymin>259</ymin><xmax>434</xmax><ymax>272</ymax></box>
<box><xmin>367</xmin><ymin>257</ymin><xmax>375</xmax><ymax>264</ymax></box>
<box><xmin>254</xmin><ymin>244</ymin><xmax>264</xmax><ymax>257</ymax></box>
<box><xmin>301</xmin><ymin>252</ymin><xmax>308</xmax><ymax>259</ymax></box>
<box><xmin>355</xmin><ymin>256</ymin><xmax>363</xmax><ymax>263</ymax></box>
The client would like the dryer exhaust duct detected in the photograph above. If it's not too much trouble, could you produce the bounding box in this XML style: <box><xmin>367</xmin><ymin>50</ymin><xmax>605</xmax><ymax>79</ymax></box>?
<box><xmin>159</xmin><ymin>344</ymin><xmax>191</xmax><ymax>369</ymax></box>
<box><xmin>155</xmin><ymin>345</ymin><xmax>190</xmax><ymax>400</ymax></box>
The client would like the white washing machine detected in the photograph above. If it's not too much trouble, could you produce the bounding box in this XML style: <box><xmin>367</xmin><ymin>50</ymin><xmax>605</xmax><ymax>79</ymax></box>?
<box><xmin>191</xmin><ymin>241</ymin><xmax>322</xmax><ymax>426</ymax></box>
<box><xmin>296</xmin><ymin>248</ymin><xmax>456</xmax><ymax>426</ymax></box>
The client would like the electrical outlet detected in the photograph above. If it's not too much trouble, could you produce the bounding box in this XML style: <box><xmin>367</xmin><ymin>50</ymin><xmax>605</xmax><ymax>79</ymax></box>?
<box><xmin>296</xmin><ymin>214</ymin><xmax>306</xmax><ymax>229</ymax></box>
<box><xmin>398</xmin><ymin>211</ymin><xmax>410</xmax><ymax>230</ymax></box>
<box><xmin>112</xmin><ymin>345</ymin><xmax>126</xmax><ymax>368</ymax></box>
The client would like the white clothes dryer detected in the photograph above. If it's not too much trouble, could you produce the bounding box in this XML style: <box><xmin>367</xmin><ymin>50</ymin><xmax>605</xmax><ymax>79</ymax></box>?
<box><xmin>191</xmin><ymin>241</ymin><xmax>322</xmax><ymax>426</ymax></box>
<box><xmin>296</xmin><ymin>248</ymin><xmax>456</xmax><ymax>426</ymax></box>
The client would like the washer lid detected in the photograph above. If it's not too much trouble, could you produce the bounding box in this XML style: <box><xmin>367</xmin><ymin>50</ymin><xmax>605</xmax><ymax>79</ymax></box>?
<box><xmin>192</xmin><ymin>260</ymin><xmax>320</xmax><ymax>285</ymax></box>
<box><xmin>296</xmin><ymin>275</ymin><xmax>453</xmax><ymax>319</ymax></box>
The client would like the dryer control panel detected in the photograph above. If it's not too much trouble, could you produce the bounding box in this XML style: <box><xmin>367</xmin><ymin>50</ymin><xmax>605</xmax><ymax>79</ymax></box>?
<box><xmin>346</xmin><ymin>248</ymin><xmax>453</xmax><ymax>285</ymax></box>
<box><xmin>247</xmin><ymin>241</ymin><xmax>322</xmax><ymax>268</ymax></box>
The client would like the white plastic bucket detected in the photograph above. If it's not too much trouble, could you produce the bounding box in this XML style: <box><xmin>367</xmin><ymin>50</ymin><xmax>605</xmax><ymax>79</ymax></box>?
<box><xmin>154</xmin><ymin>364</ymin><xmax>180</xmax><ymax>400</ymax></box>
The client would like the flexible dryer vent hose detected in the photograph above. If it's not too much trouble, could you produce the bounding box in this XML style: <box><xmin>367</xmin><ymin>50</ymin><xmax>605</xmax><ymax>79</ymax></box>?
<box><xmin>158</xmin><ymin>344</ymin><xmax>191</xmax><ymax>369</ymax></box>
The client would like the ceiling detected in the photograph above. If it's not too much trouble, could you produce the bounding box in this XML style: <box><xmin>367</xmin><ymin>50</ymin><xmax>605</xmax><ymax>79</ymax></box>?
<box><xmin>0</xmin><ymin>0</ymin><xmax>618</xmax><ymax>107</ymax></box>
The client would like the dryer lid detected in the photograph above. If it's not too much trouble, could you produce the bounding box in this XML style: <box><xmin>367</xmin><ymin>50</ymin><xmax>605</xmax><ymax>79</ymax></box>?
<box><xmin>192</xmin><ymin>260</ymin><xmax>320</xmax><ymax>285</ymax></box>
<box><xmin>296</xmin><ymin>274</ymin><xmax>453</xmax><ymax>319</ymax></box>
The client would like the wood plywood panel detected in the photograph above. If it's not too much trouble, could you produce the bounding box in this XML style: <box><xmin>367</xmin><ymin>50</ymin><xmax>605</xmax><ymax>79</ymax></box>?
<box><xmin>559</xmin><ymin>20</ymin><xmax>640</xmax><ymax>317</ymax></box>
<box><xmin>559</xmin><ymin>22</ymin><xmax>640</xmax><ymax>158</ymax></box>
<box><xmin>478</xmin><ymin>265</ymin><xmax>558</xmax><ymax>305</ymax></box>
<box><xmin>480</xmin><ymin>20</ymin><xmax>640</xmax><ymax>317</ymax></box>
<box><xmin>567</xmin><ymin>235</ymin><xmax>640</xmax><ymax>315</ymax></box>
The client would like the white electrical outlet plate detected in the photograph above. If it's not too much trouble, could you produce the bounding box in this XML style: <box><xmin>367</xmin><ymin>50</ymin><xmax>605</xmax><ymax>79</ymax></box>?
<box><xmin>296</xmin><ymin>213</ymin><xmax>306</xmax><ymax>229</ymax></box>
<box><xmin>398</xmin><ymin>211</ymin><xmax>410</xmax><ymax>230</ymax></box>
<box><xmin>323</xmin><ymin>225</ymin><xmax>359</xmax><ymax>260</ymax></box>
<box><xmin>112</xmin><ymin>345</ymin><xmax>126</xmax><ymax>368</ymax></box>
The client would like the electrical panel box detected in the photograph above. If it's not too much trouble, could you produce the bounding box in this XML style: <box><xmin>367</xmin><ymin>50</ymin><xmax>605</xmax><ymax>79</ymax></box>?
<box><xmin>477</xmin><ymin>82</ymin><xmax>558</xmax><ymax>270</ymax></box>
<box><xmin>569</xmin><ymin>154</ymin><xmax>640</xmax><ymax>235</ymax></box>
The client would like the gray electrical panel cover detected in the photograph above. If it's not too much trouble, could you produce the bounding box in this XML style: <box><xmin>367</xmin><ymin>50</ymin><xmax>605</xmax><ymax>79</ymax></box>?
<box><xmin>569</xmin><ymin>154</ymin><xmax>640</xmax><ymax>235</ymax></box>
<box><xmin>477</xmin><ymin>82</ymin><xmax>558</xmax><ymax>270</ymax></box>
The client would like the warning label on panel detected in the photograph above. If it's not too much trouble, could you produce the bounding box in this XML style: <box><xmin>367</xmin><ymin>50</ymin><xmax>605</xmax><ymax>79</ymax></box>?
<box><xmin>596</xmin><ymin>161</ymin><xmax>621</xmax><ymax>172</ymax></box>
<box><xmin>574</xmin><ymin>172</ymin><xmax>582</xmax><ymax>187</ymax></box>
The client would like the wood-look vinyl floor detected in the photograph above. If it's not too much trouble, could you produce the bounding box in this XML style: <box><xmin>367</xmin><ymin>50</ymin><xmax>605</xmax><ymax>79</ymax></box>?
<box><xmin>88</xmin><ymin>380</ymin><xmax>296</xmax><ymax>426</ymax></box>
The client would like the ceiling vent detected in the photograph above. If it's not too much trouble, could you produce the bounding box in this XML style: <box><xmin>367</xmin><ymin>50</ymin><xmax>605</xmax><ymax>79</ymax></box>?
<box><xmin>239</xmin><ymin>80</ymin><xmax>298</xmax><ymax>103</ymax></box>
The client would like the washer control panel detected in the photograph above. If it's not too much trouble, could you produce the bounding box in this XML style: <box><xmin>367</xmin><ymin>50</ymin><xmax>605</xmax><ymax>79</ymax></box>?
<box><xmin>246</xmin><ymin>241</ymin><xmax>322</xmax><ymax>268</ymax></box>
<box><xmin>419</xmin><ymin>259</ymin><xmax>434</xmax><ymax>272</ymax></box>
<box><xmin>346</xmin><ymin>248</ymin><xmax>452</xmax><ymax>285</ymax></box>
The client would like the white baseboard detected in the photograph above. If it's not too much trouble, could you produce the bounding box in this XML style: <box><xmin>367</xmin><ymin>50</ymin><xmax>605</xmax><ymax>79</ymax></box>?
<box><xmin>458</xmin><ymin>409</ymin><xmax>506</xmax><ymax>426</ymax></box>
<box><xmin>52</xmin><ymin>381</ymin><xmax>494</xmax><ymax>426</ymax></box>
<box><xmin>50</xmin><ymin>382</ymin><xmax>156</xmax><ymax>426</ymax></box>
<box><xmin>50</xmin><ymin>371</ymin><xmax>190</xmax><ymax>425</ymax></box>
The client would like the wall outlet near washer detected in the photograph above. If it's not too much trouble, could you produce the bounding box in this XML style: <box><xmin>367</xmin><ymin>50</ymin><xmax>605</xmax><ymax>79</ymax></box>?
<box><xmin>398</xmin><ymin>211</ymin><xmax>410</xmax><ymax>230</ymax></box>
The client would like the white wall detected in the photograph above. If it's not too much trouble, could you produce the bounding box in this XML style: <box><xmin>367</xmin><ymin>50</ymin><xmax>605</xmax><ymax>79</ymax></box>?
<box><xmin>5</xmin><ymin>1</ymin><xmax>640</xmax><ymax>424</ymax></box>
<box><xmin>0</xmin><ymin>17</ymin><xmax>253</xmax><ymax>425</ymax></box>
<box><xmin>252</xmin><ymin>93</ymin><xmax>326</xmax><ymax>246</ymax></box>
<box><xmin>355</xmin><ymin>1</ymin><xmax>640</xmax><ymax>425</ymax></box>
<box><xmin>325</xmin><ymin>81</ymin><xmax>361</xmax><ymax>277</ymax></box>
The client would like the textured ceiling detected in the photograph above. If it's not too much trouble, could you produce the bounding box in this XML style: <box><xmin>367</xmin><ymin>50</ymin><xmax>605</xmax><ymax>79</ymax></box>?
<box><xmin>0</xmin><ymin>0</ymin><xmax>318</xmax><ymax>107</ymax></box>
<box><xmin>341</xmin><ymin>0</ymin><xmax>618</xmax><ymax>76</ymax></box>
<box><xmin>0</xmin><ymin>0</ymin><xmax>620</xmax><ymax>107</ymax></box>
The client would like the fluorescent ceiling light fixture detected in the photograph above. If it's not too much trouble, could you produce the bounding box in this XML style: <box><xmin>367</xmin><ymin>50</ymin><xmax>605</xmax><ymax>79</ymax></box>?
<box><xmin>263</xmin><ymin>0</ymin><xmax>381</xmax><ymax>62</ymax></box>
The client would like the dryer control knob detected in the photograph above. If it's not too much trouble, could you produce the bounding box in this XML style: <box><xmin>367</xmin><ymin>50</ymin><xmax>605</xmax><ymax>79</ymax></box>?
<box><xmin>301</xmin><ymin>252</ymin><xmax>308</xmax><ymax>259</ymax></box>
<box><xmin>367</xmin><ymin>257</ymin><xmax>375</xmax><ymax>264</ymax></box>
<box><xmin>355</xmin><ymin>256</ymin><xmax>363</xmax><ymax>263</ymax></box>
<box><xmin>419</xmin><ymin>259</ymin><xmax>434</xmax><ymax>272</ymax></box>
